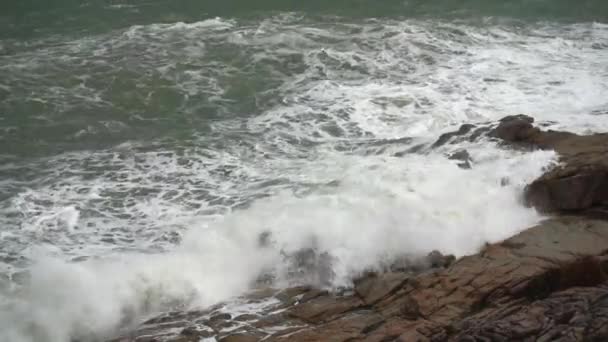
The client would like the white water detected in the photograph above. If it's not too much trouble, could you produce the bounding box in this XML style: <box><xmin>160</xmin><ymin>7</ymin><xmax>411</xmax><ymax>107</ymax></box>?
<box><xmin>1</xmin><ymin>15</ymin><xmax>607</xmax><ymax>342</ymax></box>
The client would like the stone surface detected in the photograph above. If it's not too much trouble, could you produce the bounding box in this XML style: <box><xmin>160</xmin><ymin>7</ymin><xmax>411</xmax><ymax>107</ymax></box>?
<box><xmin>448</xmin><ymin>149</ymin><xmax>472</xmax><ymax>169</ymax></box>
<box><xmin>109</xmin><ymin>217</ymin><xmax>608</xmax><ymax>342</ymax></box>
<box><xmin>432</xmin><ymin>124</ymin><xmax>477</xmax><ymax>148</ymax></box>
<box><xmin>485</xmin><ymin>115</ymin><xmax>608</xmax><ymax>215</ymax></box>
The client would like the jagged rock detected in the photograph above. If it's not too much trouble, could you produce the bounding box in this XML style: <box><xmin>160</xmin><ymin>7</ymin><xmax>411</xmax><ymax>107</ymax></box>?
<box><xmin>448</xmin><ymin>149</ymin><xmax>472</xmax><ymax>169</ymax></box>
<box><xmin>275</xmin><ymin>286</ymin><xmax>312</xmax><ymax>303</ymax></box>
<box><xmin>233</xmin><ymin>314</ymin><xmax>259</xmax><ymax>322</ymax></box>
<box><xmin>482</xmin><ymin>115</ymin><xmax>608</xmax><ymax>215</ymax></box>
<box><xmin>219</xmin><ymin>333</ymin><xmax>266</xmax><ymax>342</ymax></box>
<box><xmin>432</xmin><ymin>124</ymin><xmax>477</xmax><ymax>147</ymax></box>
<box><xmin>284</xmin><ymin>248</ymin><xmax>335</xmax><ymax>287</ymax></box>
<box><xmin>288</xmin><ymin>295</ymin><xmax>363</xmax><ymax>323</ymax></box>
<box><xmin>453</xmin><ymin>284</ymin><xmax>608</xmax><ymax>341</ymax></box>
<box><xmin>354</xmin><ymin>272</ymin><xmax>410</xmax><ymax>305</ymax></box>
<box><xmin>488</xmin><ymin>114</ymin><xmax>539</xmax><ymax>144</ymax></box>
<box><xmin>426</xmin><ymin>250</ymin><xmax>455</xmax><ymax>268</ymax></box>
<box><xmin>274</xmin><ymin>311</ymin><xmax>385</xmax><ymax>341</ymax></box>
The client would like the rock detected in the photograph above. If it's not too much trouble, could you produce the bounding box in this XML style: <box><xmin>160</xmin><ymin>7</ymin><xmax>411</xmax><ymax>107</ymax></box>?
<box><xmin>288</xmin><ymin>295</ymin><xmax>363</xmax><ymax>324</ymax></box>
<box><xmin>483</xmin><ymin>115</ymin><xmax>608</xmax><ymax>215</ymax></box>
<box><xmin>275</xmin><ymin>311</ymin><xmax>385</xmax><ymax>341</ymax></box>
<box><xmin>179</xmin><ymin>326</ymin><xmax>214</xmax><ymax>339</ymax></box>
<box><xmin>526</xmin><ymin>132</ymin><xmax>608</xmax><ymax>215</ymax></box>
<box><xmin>275</xmin><ymin>286</ymin><xmax>312</xmax><ymax>303</ymax></box>
<box><xmin>432</xmin><ymin>124</ymin><xmax>476</xmax><ymax>148</ymax></box>
<box><xmin>448</xmin><ymin>149</ymin><xmax>472</xmax><ymax>169</ymax></box>
<box><xmin>526</xmin><ymin>169</ymin><xmax>608</xmax><ymax>213</ymax></box>
<box><xmin>453</xmin><ymin>284</ymin><xmax>608</xmax><ymax>341</ymax></box>
<box><xmin>488</xmin><ymin>114</ymin><xmax>539</xmax><ymax>144</ymax></box>
<box><xmin>284</xmin><ymin>248</ymin><xmax>335</xmax><ymax>287</ymax></box>
<box><xmin>354</xmin><ymin>272</ymin><xmax>410</xmax><ymax>305</ymax></box>
<box><xmin>219</xmin><ymin>333</ymin><xmax>265</xmax><ymax>342</ymax></box>
<box><xmin>233</xmin><ymin>314</ymin><xmax>259</xmax><ymax>322</ymax></box>
<box><xmin>209</xmin><ymin>313</ymin><xmax>232</xmax><ymax>321</ymax></box>
<box><xmin>426</xmin><ymin>250</ymin><xmax>455</xmax><ymax>268</ymax></box>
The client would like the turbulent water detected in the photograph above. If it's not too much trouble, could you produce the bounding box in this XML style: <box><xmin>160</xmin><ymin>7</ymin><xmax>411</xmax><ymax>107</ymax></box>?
<box><xmin>1</xmin><ymin>1</ymin><xmax>608</xmax><ymax>341</ymax></box>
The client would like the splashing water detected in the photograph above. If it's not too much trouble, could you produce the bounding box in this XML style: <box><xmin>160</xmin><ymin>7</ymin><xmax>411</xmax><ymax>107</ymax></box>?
<box><xmin>0</xmin><ymin>12</ymin><xmax>607</xmax><ymax>342</ymax></box>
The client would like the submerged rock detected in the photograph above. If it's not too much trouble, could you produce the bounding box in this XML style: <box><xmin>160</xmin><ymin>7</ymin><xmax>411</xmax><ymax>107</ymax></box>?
<box><xmin>448</xmin><ymin>149</ymin><xmax>473</xmax><ymax>169</ymax></box>
<box><xmin>432</xmin><ymin>123</ymin><xmax>477</xmax><ymax>148</ymax></box>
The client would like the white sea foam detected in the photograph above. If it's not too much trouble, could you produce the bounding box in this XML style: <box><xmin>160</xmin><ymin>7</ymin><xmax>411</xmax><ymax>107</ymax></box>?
<box><xmin>0</xmin><ymin>14</ymin><xmax>606</xmax><ymax>342</ymax></box>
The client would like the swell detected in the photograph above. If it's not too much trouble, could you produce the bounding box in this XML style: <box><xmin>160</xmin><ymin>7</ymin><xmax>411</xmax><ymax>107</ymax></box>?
<box><xmin>2</xmin><ymin>0</ymin><xmax>608</xmax><ymax>39</ymax></box>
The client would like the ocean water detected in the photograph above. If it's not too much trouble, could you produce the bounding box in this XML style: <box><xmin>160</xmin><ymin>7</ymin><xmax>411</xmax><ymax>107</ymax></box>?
<box><xmin>1</xmin><ymin>1</ymin><xmax>608</xmax><ymax>341</ymax></box>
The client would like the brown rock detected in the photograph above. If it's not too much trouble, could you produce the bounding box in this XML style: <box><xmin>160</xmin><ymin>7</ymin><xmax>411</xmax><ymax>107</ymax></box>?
<box><xmin>219</xmin><ymin>333</ymin><xmax>264</xmax><ymax>342</ymax></box>
<box><xmin>453</xmin><ymin>284</ymin><xmax>608</xmax><ymax>341</ymax></box>
<box><xmin>354</xmin><ymin>272</ymin><xmax>409</xmax><ymax>305</ymax></box>
<box><xmin>483</xmin><ymin>115</ymin><xmax>608</xmax><ymax>215</ymax></box>
<box><xmin>525</xmin><ymin>167</ymin><xmax>608</xmax><ymax>214</ymax></box>
<box><xmin>273</xmin><ymin>311</ymin><xmax>385</xmax><ymax>342</ymax></box>
<box><xmin>288</xmin><ymin>295</ymin><xmax>364</xmax><ymax>323</ymax></box>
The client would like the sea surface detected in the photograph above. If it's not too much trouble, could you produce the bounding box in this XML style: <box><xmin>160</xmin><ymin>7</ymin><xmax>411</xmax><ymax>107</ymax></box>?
<box><xmin>1</xmin><ymin>1</ymin><xmax>608</xmax><ymax>341</ymax></box>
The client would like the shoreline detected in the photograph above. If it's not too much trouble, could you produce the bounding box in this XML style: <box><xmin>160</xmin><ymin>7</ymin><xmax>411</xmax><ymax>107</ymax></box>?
<box><xmin>110</xmin><ymin>115</ymin><xmax>608</xmax><ymax>342</ymax></box>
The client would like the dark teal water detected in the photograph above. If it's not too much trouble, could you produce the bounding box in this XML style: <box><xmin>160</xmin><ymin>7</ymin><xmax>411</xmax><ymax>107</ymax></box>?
<box><xmin>3</xmin><ymin>0</ymin><xmax>608</xmax><ymax>39</ymax></box>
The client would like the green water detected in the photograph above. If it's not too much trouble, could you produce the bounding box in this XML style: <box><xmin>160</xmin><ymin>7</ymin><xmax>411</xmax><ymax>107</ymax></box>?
<box><xmin>2</xmin><ymin>0</ymin><xmax>608</xmax><ymax>39</ymax></box>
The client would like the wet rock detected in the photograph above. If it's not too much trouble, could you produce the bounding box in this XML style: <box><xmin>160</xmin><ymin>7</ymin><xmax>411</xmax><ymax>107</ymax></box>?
<box><xmin>233</xmin><ymin>314</ymin><xmax>259</xmax><ymax>322</ymax></box>
<box><xmin>277</xmin><ymin>311</ymin><xmax>385</xmax><ymax>341</ymax></box>
<box><xmin>284</xmin><ymin>248</ymin><xmax>335</xmax><ymax>287</ymax></box>
<box><xmin>354</xmin><ymin>272</ymin><xmax>410</xmax><ymax>305</ymax></box>
<box><xmin>432</xmin><ymin>123</ymin><xmax>476</xmax><ymax>148</ymax></box>
<box><xmin>219</xmin><ymin>332</ymin><xmax>266</xmax><ymax>342</ymax></box>
<box><xmin>276</xmin><ymin>286</ymin><xmax>312</xmax><ymax>303</ymax></box>
<box><xmin>453</xmin><ymin>284</ymin><xmax>608</xmax><ymax>341</ymax></box>
<box><xmin>481</xmin><ymin>115</ymin><xmax>608</xmax><ymax>215</ymax></box>
<box><xmin>209</xmin><ymin>313</ymin><xmax>232</xmax><ymax>322</ymax></box>
<box><xmin>488</xmin><ymin>114</ymin><xmax>539</xmax><ymax>144</ymax></box>
<box><xmin>448</xmin><ymin>149</ymin><xmax>472</xmax><ymax>169</ymax></box>
<box><xmin>426</xmin><ymin>250</ymin><xmax>455</xmax><ymax>268</ymax></box>
<box><xmin>258</xmin><ymin>231</ymin><xmax>273</xmax><ymax>247</ymax></box>
<box><xmin>179</xmin><ymin>326</ymin><xmax>214</xmax><ymax>339</ymax></box>
<box><xmin>288</xmin><ymin>295</ymin><xmax>363</xmax><ymax>323</ymax></box>
<box><xmin>526</xmin><ymin>168</ymin><xmax>608</xmax><ymax>213</ymax></box>
<box><xmin>252</xmin><ymin>313</ymin><xmax>290</xmax><ymax>329</ymax></box>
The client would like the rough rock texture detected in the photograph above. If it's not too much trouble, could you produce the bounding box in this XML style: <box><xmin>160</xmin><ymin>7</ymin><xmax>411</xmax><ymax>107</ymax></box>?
<box><xmin>487</xmin><ymin>115</ymin><xmax>608</xmax><ymax>216</ymax></box>
<box><xmin>108</xmin><ymin>116</ymin><xmax>608</xmax><ymax>342</ymax></box>
<box><xmin>431</xmin><ymin>115</ymin><xmax>608</xmax><ymax>216</ymax></box>
<box><xmin>109</xmin><ymin>217</ymin><xmax>608</xmax><ymax>342</ymax></box>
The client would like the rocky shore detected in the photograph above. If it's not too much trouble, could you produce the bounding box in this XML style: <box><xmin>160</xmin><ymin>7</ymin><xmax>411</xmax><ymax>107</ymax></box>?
<box><xmin>110</xmin><ymin>116</ymin><xmax>608</xmax><ymax>342</ymax></box>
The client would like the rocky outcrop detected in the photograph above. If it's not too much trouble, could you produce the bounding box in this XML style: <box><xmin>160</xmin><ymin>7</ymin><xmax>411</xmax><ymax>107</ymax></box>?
<box><xmin>487</xmin><ymin>115</ymin><xmax>608</xmax><ymax>216</ymax></box>
<box><xmin>431</xmin><ymin>114</ymin><xmax>608</xmax><ymax>216</ymax></box>
<box><xmin>109</xmin><ymin>217</ymin><xmax>608</xmax><ymax>342</ymax></box>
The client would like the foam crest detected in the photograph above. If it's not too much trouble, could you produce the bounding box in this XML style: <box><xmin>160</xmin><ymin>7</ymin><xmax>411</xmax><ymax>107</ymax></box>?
<box><xmin>0</xmin><ymin>145</ymin><xmax>555</xmax><ymax>342</ymax></box>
